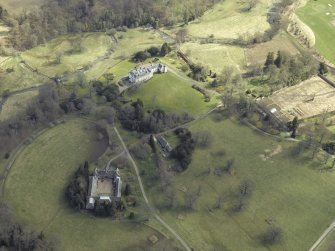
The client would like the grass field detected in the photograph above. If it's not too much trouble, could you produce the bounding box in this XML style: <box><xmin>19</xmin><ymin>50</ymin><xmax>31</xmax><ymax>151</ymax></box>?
<box><xmin>0</xmin><ymin>0</ymin><xmax>44</xmax><ymax>14</ymax></box>
<box><xmin>3</xmin><ymin>119</ymin><xmax>175</xmax><ymax>250</ymax></box>
<box><xmin>246</xmin><ymin>31</ymin><xmax>300</xmax><ymax>66</ymax></box>
<box><xmin>0</xmin><ymin>90</ymin><xmax>38</xmax><ymax>121</ymax></box>
<box><xmin>180</xmin><ymin>42</ymin><xmax>246</xmax><ymax>73</ymax></box>
<box><xmin>135</xmin><ymin>115</ymin><xmax>335</xmax><ymax>251</ymax></box>
<box><xmin>127</xmin><ymin>72</ymin><xmax>218</xmax><ymax>116</ymax></box>
<box><xmin>0</xmin><ymin>57</ymin><xmax>47</xmax><ymax>93</ymax></box>
<box><xmin>21</xmin><ymin>33</ymin><xmax>112</xmax><ymax>77</ymax></box>
<box><xmin>185</xmin><ymin>0</ymin><xmax>271</xmax><ymax>39</ymax></box>
<box><xmin>297</xmin><ymin>0</ymin><xmax>335</xmax><ymax>64</ymax></box>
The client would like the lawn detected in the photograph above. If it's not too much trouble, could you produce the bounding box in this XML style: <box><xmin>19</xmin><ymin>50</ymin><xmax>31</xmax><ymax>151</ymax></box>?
<box><xmin>297</xmin><ymin>0</ymin><xmax>335</xmax><ymax>64</ymax></box>
<box><xmin>180</xmin><ymin>42</ymin><xmax>246</xmax><ymax>73</ymax></box>
<box><xmin>21</xmin><ymin>32</ymin><xmax>113</xmax><ymax>77</ymax></box>
<box><xmin>183</xmin><ymin>0</ymin><xmax>271</xmax><ymax>39</ymax></box>
<box><xmin>137</xmin><ymin>115</ymin><xmax>335</xmax><ymax>251</ymax></box>
<box><xmin>127</xmin><ymin>72</ymin><xmax>218</xmax><ymax>116</ymax></box>
<box><xmin>0</xmin><ymin>90</ymin><xmax>38</xmax><ymax>121</ymax></box>
<box><xmin>3</xmin><ymin>119</ymin><xmax>172</xmax><ymax>251</ymax></box>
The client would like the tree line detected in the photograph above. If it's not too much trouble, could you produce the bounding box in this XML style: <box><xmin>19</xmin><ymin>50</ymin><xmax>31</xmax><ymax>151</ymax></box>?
<box><xmin>0</xmin><ymin>85</ymin><xmax>89</xmax><ymax>160</ymax></box>
<box><xmin>0</xmin><ymin>201</ymin><xmax>56</xmax><ymax>250</ymax></box>
<box><xmin>0</xmin><ymin>0</ymin><xmax>220</xmax><ymax>50</ymax></box>
<box><xmin>118</xmin><ymin>99</ymin><xmax>193</xmax><ymax>134</ymax></box>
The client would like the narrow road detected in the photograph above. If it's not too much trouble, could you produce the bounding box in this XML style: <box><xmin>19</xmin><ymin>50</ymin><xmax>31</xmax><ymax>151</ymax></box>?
<box><xmin>167</xmin><ymin>66</ymin><xmax>220</xmax><ymax>97</ymax></box>
<box><xmin>309</xmin><ymin>220</ymin><xmax>335</xmax><ymax>251</ymax></box>
<box><xmin>113</xmin><ymin>127</ymin><xmax>192</xmax><ymax>251</ymax></box>
<box><xmin>156</xmin><ymin>104</ymin><xmax>222</xmax><ymax>136</ymax></box>
<box><xmin>106</xmin><ymin>150</ymin><xmax>125</xmax><ymax>169</ymax></box>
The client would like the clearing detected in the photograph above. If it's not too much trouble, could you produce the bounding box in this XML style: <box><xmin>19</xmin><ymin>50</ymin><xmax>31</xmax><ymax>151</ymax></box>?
<box><xmin>296</xmin><ymin>0</ymin><xmax>335</xmax><ymax>64</ymax></box>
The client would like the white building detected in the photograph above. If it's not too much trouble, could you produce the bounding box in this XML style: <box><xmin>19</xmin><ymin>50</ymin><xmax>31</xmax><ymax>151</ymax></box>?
<box><xmin>128</xmin><ymin>63</ymin><xmax>167</xmax><ymax>84</ymax></box>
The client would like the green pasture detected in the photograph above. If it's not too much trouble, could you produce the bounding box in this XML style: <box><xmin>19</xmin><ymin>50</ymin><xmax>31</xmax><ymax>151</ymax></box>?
<box><xmin>127</xmin><ymin>72</ymin><xmax>218</xmax><ymax>116</ymax></box>
<box><xmin>138</xmin><ymin>115</ymin><xmax>335</xmax><ymax>251</ymax></box>
<box><xmin>0</xmin><ymin>57</ymin><xmax>47</xmax><ymax>93</ymax></box>
<box><xmin>297</xmin><ymin>0</ymin><xmax>335</xmax><ymax>64</ymax></box>
<box><xmin>186</xmin><ymin>0</ymin><xmax>271</xmax><ymax>39</ymax></box>
<box><xmin>180</xmin><ymin>42</ymin><xmax>246</xmax><ymax>73</ymax></box>
<box><xmin>20</xmin><ymin>33</ymin><xmax>112</xmax><ymax>77</ymax></box>
<box><xmin>3</xmin><ymin>119</ymin><xmax>171</xmax><ymax>250</ymax></box>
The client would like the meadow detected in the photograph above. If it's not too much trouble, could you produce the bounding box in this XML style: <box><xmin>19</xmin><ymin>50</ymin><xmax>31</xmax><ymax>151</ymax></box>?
<box><xmin>180</xmin><ymin>42</ymin><xmax>246</xmax><ymax>73</ymax></box>
<box><xmin>297</xmin><ymin>0</ymin><xmax>335</xmax><ymax>64</ymax></box>
<box><xmin>3</xmin><ymin>119</ymin><xmax>175</xmax><ymax>251</ymax></box>
<box><xmin>127</xmin><ymin>72</ymin><xmax>218</xmax><ymax>116</ymax></box>
<box><xmin>0</xmin><ymin>57</ymin><xmax>47</xmax><ymax>93</ymax></box>
<box><xmin>21</xmin><ymin>32</ymin><xmax>113</xmax><ymax>77</ymax></box>
<box><xmin>135</xmin><ymin>115</ymin><xmax>335</xmax><ymax>251</ymax></box>
<box><xmin>184</xmin><ymin>0</ymin><xmax>271</xmax><ymax>39</ymax></box>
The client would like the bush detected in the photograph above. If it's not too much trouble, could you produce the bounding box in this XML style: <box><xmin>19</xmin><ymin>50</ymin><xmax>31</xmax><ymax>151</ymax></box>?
<box><xmin>194</xmin><ymin>131</ymin><xmax>213</xmax><ymax>148</ymax></box>
<box><xmin>261</xmin><ymin>227</ymin><xmax>282</xmax><ymax>245</ymax></box>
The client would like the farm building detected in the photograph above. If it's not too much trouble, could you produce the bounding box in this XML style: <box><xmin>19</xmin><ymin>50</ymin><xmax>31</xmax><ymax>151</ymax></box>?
<box><xmin>257</xmin><ymin>76</ymin><xmax>335</xmax><ymax>127</ymax></box>
<box><xmin>154</xmin><ymin>135</ymin><xmax>173</xmax><ymax>157</ymax></box>
<box><xmin>128</xmin><ymin>63</ymin><xmax>167</xmax><ymax>84</ymax></box>
<box><xmin>86</xmin><ymin>168</ymin><xmax>122</xmax><ymax>210</ymax></box>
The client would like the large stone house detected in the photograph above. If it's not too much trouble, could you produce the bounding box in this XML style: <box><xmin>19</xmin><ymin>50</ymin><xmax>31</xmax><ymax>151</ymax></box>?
<box><xmin>86</xmin><ymin>168</ymin><xmax>122</xmax><ymax>210</ymax></box>
<box><xmin>128</xmin><ymin>63</ymin><xmax>167</xmax><ymax>84</ymax></box>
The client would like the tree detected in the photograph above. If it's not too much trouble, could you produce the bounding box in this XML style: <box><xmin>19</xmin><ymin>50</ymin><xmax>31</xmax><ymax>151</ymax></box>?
<box><xmin>261</xmin><ymin>227</ymin><xmax>282</xmax><ymax>245</ymax></box>
<box><xmin>147</xmin><ymin>46</ymin><xmax>160</xmax><ymax>56</ymax></box>
<box><xmin>219</xmin><ymin>66</ymin><xmax>234</xmax><ymax>85</ymax></box>
<box><xmin>55</xmin><ymin>51</ymin><xmax>63</xmax><ymax>64</ymax></box>
<box><xmin>176</xmin><ymin>28</ymin><xmax>188</xmax><ymax>43</ymax></box>
<box><xmin>319</xmin><ymin>62</ymin><xmax>328</xmax><ymax>75</ymax></box>
<box><xmin>194</xmin><ymin>131</ymin><xmax>213</xmax><ymax>148</ymax></box>
<box><xmin>274</xmin><ymin>50</ymin><xmax>284</xmax><ymax>68</ymax></box>
<box><xmin>287</xmin><ymin>116</ymin><xmax>298</xmax><ymax>138</ymax></box>
<box><xmin>264</xmin><ymin>52</ymin><xmax>275</xmax><ymax>72</ymax></box>
<box><xmin>129</xmin><ymin>212</ymin><xmax>135</xmax><ymax>219</ymax></box>
<box><xmin>160</xmin><ymin>42</ymin><xmax>171</xmax><ymax>56</ymax></box>
<box><xmin>124</xmin><ymin>183</ymin><xmax>131</xmax><ymax>196</ymax></box>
